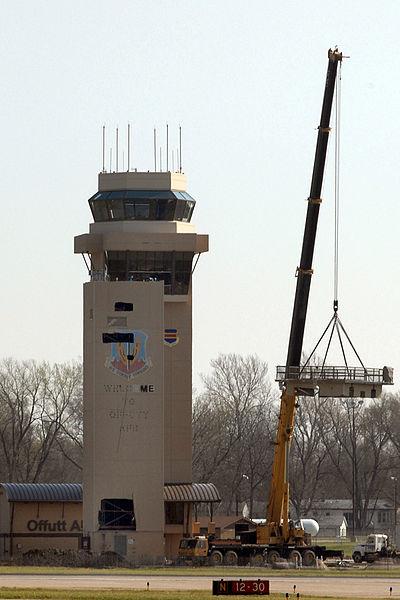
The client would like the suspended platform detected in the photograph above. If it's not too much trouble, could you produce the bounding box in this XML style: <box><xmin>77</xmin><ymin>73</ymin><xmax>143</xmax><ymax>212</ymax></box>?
<box><xmin>275</xmin><ymin>364</ymin><xmax>394</xmax><ymax>398</ymax></box>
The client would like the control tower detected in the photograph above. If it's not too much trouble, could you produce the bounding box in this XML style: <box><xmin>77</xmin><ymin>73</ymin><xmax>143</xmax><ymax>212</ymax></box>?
<box><xmin>74</xmin><ymin>170</ymin><xmax>211</xmax><ymax>562</ymax></box>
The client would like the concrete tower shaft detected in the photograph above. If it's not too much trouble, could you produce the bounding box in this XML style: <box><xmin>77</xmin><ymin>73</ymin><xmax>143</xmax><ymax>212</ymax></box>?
<box><xmin>75</xmin><ymin>171</ymin><xmax>208</xmax><ymax>562</ymax></box>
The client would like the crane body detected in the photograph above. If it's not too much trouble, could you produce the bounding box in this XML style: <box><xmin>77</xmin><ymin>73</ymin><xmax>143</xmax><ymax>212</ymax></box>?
<box><xmin>257</xmin><ymin>48</ymin><xmax>342</xmax><ymax>548</ymax></box>
<box><xmin>178</xmin><ymin>48</ymin><xmax>394</xmax><ymax>566</ymax></box>
<box><xmin>178</xmin><ymin>50</ymin><xmax>346</xmax><ymax>566</ymax></box>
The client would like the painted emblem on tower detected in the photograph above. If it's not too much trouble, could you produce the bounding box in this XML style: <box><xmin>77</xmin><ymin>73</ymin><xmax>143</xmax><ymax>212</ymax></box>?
<box><xmin>164</xmin><ymin>328</ymin><xmax>179</xmax><ymax>347</ymax></box>
<box><xmin>104</xmin><ymin>330</ymin><xmax>152</xmax><ymax>379</ymax></box>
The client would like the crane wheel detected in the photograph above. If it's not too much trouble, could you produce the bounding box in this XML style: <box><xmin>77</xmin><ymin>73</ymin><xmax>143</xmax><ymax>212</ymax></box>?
<box><xmin>267</xmin><ymin>549</ymin><xmax>281</xmax><ymax>565</ymax></box>
<box><xmin>209</xmin><ymin>550</ymin><xmax>223</xmax><ymax>566</ymax></box>
<box><xmin>302</xmin><ymin>549</ymin><xmax>316</xmax><ymax>567</ymax></box>
<box><xmin>352</xmin><ymin>552</ymin><xmax>362</xmax><ymax>564</ymax></box>
<box><xmin>224</xmin><ymin>550</ymin><xmax>238</xmax><ymax>566</ymax></box>
<box><xmin>251</xmin><ymin>552</ymin><xmax>265</xmax><ymax>567</ymax></box>
<box><xmin>289</xmin><ymin>550</ymin><xmax>302</xmax><ymax>566</ymax></box>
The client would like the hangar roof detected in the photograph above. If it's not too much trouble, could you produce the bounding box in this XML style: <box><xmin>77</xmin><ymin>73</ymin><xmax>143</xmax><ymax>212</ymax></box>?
<box><xmin>0</xmin><ymin>482</ymin><xmax>221</xmax><ymax>504</ymax></box>
<box><xmin>164</xmin><ymin>483</ymin><xmax>221</xmax><ymax>503</ymax></box>
<box><xmin>0</xmin><ymin>483</ymin><xmax>82</xmax><ymax>502</ymax></box>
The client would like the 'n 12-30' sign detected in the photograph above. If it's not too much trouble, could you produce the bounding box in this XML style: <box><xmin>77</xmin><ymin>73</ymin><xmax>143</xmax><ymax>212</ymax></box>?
<box><xmin>212</xmin><ymin>579</ymin><xmax>269</xmax><ymax>595</ymax></box>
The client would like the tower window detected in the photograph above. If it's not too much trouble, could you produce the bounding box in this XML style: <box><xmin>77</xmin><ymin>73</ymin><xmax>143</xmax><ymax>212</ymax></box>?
<box><xmin>108</xmin><ymin>198</ymin><xmax>124</xmax><ymax>220</ymax></box>
<box><xmin>135</xmin><ymin>203</ymin><xmax>150</xmax><ymax>219</ymax></box>
<box><xmin>88</xmin><ymin>191</ymin><xmax>196</xmax><ymax>222</ymax></box>
<box><xmin>99</xmin><ymin>498</ymin><xmax>136</xmax><ymax>529</ymax></box>
<box><xmin>115</xmin><ymin>302</ymin><xmax>133</xmax><ymax>312</ymax></box>
<box><xmin>106</xmin><ymin>251</ymin><xmax>194</xmax><ymax>294</ymax></box>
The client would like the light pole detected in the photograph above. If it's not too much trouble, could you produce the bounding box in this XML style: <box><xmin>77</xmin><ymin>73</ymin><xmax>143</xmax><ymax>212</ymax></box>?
<box><xmin>391</xmin><ymin>476</ymin><xmax>397</xmax><ymax>547</ymax></box>
<box><xmin>348</xmin><ymin>399</ymin><xmax>363</xmax><ymax>540</ymax></box>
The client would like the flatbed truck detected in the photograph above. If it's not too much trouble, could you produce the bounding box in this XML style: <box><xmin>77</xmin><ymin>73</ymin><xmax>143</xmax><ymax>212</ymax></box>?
<box><xmin>179</xmin><ymin>532</ymin><xmax>343</xmax><ymax>566</ymax></box>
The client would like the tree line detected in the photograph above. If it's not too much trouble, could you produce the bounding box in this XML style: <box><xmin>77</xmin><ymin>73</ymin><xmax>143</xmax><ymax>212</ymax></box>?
<box><xmin>0</xmin><ymin>358</ymin><xmax>82</xmax><ymax>483</ymax></box>
<box><xmin>193</xmin><ymin>353</ymin><xmax>400</xmax><ymax>532</ymax></box>
<box><xmin>1</xmin><ymin>355</ymin><xmax>399</xmax><ymax>533</ymax></box>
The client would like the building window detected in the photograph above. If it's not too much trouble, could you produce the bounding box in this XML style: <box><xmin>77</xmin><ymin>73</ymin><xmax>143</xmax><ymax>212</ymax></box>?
<box><xmin>99</xmin><ymin>499</ymin><xmax>136</xmax><ymax>529</ymax></box>
<box><xmin>344</xmin><ymin>512</ymin><xmax>353</xmax><ymax>526</ymax></box>
<box><xmin>378</xmin><ymin>511</ymin><xmax>392</xmax><ymax>524</ymax></box>
<box><xmin>165</xmin><ymin>502</ymin><xmax>184</xmax><ymax>525</ymax></box>
<box><xmin>89</xmin><ymin>191</ymin><xmax>196</xmax><ymax>223</ymax></box>
<box><xmin>106</xmin><ymin>251</ymin><xmax>194</xmax><ymax>294</ymax></box>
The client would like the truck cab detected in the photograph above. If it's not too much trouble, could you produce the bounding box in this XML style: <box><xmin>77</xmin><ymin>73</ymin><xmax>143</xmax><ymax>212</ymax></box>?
<box><xmin>178</xmin><ymin>537</ymin><xmax>208</xmax><ymax>561</ymax></box>
<box><xmin>353</xmin><ymin>534</ymin><xmax>390</xmax><ymax>563</ymax></box>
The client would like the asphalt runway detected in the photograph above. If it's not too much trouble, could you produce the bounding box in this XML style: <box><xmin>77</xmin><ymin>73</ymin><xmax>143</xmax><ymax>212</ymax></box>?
<box><xmin>0</xmin><ymin>574</ymin><xmax>399</xmax><ymax>597</ymax></box>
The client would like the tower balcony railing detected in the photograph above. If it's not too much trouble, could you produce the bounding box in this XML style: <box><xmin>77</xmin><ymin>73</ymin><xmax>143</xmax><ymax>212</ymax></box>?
<box><xmin>275</xmin><ymin>365</ymin><xmax>393</xmax><ymax>385</ymax></box>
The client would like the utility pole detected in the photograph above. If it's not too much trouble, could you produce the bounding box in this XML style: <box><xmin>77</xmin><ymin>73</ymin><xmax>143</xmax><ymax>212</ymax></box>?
<box><xmin>349</xmin><ymin>399</ymin><xmax>363</xmax><ymax>540</ymax></box>
<box><xmin>391</xmin><ymin>476</ymin><xmax>398</xmax><ymax>547</ymax></box>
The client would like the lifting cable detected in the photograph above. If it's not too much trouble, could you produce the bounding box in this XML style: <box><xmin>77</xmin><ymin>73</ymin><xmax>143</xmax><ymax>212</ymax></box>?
<box><xmin>301</xmin><ymin>59</ymin><xmax>366</xmax><ymax>375</ymax></box>
<box><xmin>333</xmin><ymin>60</ymin><xmax>341</xmax><ymax>314</ymax></box>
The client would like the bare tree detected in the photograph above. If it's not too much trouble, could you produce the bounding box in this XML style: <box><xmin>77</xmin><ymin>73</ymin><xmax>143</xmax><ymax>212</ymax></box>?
<box><xmin>290</xmin><ymin>395</ymin><xmax>330</xmax><ymax>517</ymax></box>
<box><xmin>0</xmin><ymin>358</ymin><xmax>82</xmax><ymax>483</ymax></box>
<box><xmin>386</xmin><ymin>392</ymin><xmax>400</xmax><ymax>472</ymax></box>
<box><xmin>193</xmin><ymin>354</ymin><xmax>277</xmax><ymax>516</ymax></box>
<box><xmin>321</xmin><ymin>397</ymin><xmax>392</xmax><ymax>532</ymax></box>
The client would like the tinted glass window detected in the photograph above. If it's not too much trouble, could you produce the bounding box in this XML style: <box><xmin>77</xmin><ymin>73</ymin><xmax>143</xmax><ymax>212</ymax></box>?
<box><xmin>91</xmin><ymin>199</ymin><xmax>109</xmax><ymax>221</ymax></box>
<box><xmin>154</xmin><ymin>252</ymin><xmax>164</xmax><ymax>271</ymax></box>
<box><xmin>106</xmin><ymin>250</ymin><xmax>193</xmax><ymax>293</ymax></box>
<box><xmin>146</xmin><ymin>190</ymin><xmax>174</xmax><ymax>199</ymax></box>
<box><xmin>109</xmin><ymin>191</ymin><xmax>126</xmax><ymax>198</ymax></box>
<box><xmin>174</xmin><ymin>252</ymin><xmax>193</xmax><ymax>294</ymax></box>
<box><xmin>135</xmin><ymin>202</ymin><xmax>150</xmax><ymax>219</ymax></box>
<box><xmin>88</xmin><ymin>191</ymin><xmax>194</xmax><ymax>222</ymax></box>
<box><xmin>156</xmin><ymin>199</ymin><xmax>176</xmax><ymax>220</ymax></box>
<box><xmin>181</xmin><ymin>192</ymin><xmax>194</xmax><ymax>201</ymax></box>
<box><xmin>107</xmin><ymin>251</ymin><xmax>126</xmax><ymax>280</ymax></box>
<box><xmin>182</xmin><ymin>201</ymin><xmax>194</xmax><ymax>222</ymax></box>
<box><xmin>125</xmin><ymin>202</ymin><xmax>135</xmax><ymax>218</ymax></box>
<box><xmin>108</xmin><ymin>198</ymin><xmax>124</xmax><ymax>220</ymax></box>
<box><xmin>174</xmin><ymin>199</ymin><xmax>185</xmax><ymax>220</ymax></box>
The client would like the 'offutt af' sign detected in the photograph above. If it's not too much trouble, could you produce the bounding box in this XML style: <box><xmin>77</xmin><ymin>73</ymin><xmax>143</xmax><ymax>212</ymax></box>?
<box><xmin>27</xmin><ymin>519</ymin><xmax>82</xmax><ymax>532</ymax></box>
<box><xmin>212</xmin><ymin>579</ymin><xmax>269</xmax><ymax>595</ymax></box>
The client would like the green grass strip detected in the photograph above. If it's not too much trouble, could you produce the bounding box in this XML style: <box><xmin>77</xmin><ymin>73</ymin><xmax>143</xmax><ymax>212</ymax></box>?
<box><xmin>0</xmin><ymin>591</ymin><xmax>393</xmax><ymax>600</ymax></box>
<box><xmin>0</xmin><ymin>587</ymin><xmax>394</xmax><ymax>600</ymax></box>
<box><xmin>0</xmin><ymin>565</ymin><xmax>400</xmax><ymax>578</ymax></box>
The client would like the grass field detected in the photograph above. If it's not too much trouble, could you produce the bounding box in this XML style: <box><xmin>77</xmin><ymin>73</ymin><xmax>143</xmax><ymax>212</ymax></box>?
<box><xmin>0</xmin><ymin>591</ymin><xmax>393</xmax><ymax>600</ymax></box>
<box><xmin>319</xmin><ymin>540</ymin><xmax>356</xmax><ymax>558</ymax></box>
<box><xmin>0</xmin><ymin>589</ymin><xmax>396</xmax><ymax>600</ymax></box>
<box><xmin>0</xmin><ymin>564</ymin><xmax>399</xmax><ymax>577</ymax></box>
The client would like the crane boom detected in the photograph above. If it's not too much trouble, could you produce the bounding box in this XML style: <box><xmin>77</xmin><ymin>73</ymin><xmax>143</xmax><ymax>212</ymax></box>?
<box><xmin>258</xmin><ymin>49</ymin><xmax>342</xmax><ymax>547</ymax></box>
<box><xmin>286</xmin><ymin>48</ymin><xmax>342</xmax><ymax>368</ymax></box>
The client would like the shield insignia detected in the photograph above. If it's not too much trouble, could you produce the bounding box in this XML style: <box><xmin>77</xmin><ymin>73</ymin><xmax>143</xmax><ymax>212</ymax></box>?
<box><xmin>104</xmin><ymin>330</ymin><xmax>151</xmax><ymax>379</ymax></box>
<box><xmin>164</xmin><ymin>328</ymin><xmax>179</xmax><ymax>347</ymax></box>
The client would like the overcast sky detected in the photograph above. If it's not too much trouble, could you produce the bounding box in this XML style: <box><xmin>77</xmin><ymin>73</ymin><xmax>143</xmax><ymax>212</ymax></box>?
<box><xmin>1</xmin><ymin>0</ymin><xmax>399</xmax><ymax>393</ymax></box>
